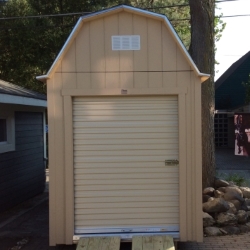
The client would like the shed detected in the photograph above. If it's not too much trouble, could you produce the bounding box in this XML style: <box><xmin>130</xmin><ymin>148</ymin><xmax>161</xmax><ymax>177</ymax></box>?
<box><xmin>0</xmin><ymin>79</ymin><xmax>47</xmax><ymax>212</ymax></box>
<box><xmin>37</xmin><ymin>5</ymin><xmax>209</xmax><ymax>246</ymax></box>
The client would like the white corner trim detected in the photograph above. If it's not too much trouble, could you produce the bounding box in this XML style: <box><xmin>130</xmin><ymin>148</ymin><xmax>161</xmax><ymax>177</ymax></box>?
<box><xmin>0</xmin><ymin>93</ymin><xmax>47</xmax><ymax>107</ymax></box>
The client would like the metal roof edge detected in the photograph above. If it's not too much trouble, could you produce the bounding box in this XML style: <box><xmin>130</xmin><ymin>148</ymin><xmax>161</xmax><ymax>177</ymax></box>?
<box><xmin>36</xmin><ymin>5</ymin><xmax>209</xmax><ymax>82</ymax></box>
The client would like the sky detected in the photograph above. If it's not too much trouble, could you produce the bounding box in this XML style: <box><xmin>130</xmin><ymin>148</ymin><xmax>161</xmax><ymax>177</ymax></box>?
<box><xmin>215</xmin><ymin>0</ymin><xmax>250</xmax><ymax>80</ymax></box>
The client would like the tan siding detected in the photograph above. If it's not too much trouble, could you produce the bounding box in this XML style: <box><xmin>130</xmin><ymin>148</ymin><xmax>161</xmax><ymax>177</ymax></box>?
<box><xmin>177</xmin><ymin>72</ymin><xmax>190</xmax><ymax>89</ymax></box>
<box><xmin>73</xmin><ymin>96</ymin><xmax>179</xmax><ymax>233</ymax></box>
<box><xmin>90</xmin><ymin>19</ymin><xmax>105</xmax><ymax>72</ymax></box>
<box><xmin>163</xmin><ymin>72</ymin><xmax>177</xmax><ymax>88</ymax></box>
<box><xmin>133</xmin><ymin>15</ymin><xmax>148</xmax><ymax>71</ymax></box>
<box><xmin>147</xmin><ymin>19</ymin><xmax>162</xmax><ymax>71</ymax></box>
<box><xmin>104</xmin><ymin>15</ymin><xmax>119</xmax><ymax>72</ymax></box>
<box><xmin>62</xmin><ymin>73</ymin><xmax>77</xmax><ymax>89</ymax></box>
<box><xmin>76</xmin><ymin>23</ymin><xmax>91</xmax><ymax>72</ymax></box>
<box><xmin>134</xmin><ymin>72</ymin><xmax>148</xmax><ymax>88</ymax></box>
<box><xmin>91</xmin><ymin>73</ymin><xmax>105</xmax><ymax>89</ymax></box>
<box><xmin>148</xmin><ymin>72</ymin><xmax>162</xmax><ymax>88</ymax></box>
<box><xmin>106</xmin><ymin>73</ymin><xmax>120</xmax><ymax>88</ymax></box>
<box><xmin>119</xmin><ymin>12</ymin><xmax>133</xmax><ymax>71</ymax></box>
<box><xmin>76</xmin><ymin>73</ymin><xmax>91</xmax><ymax>89</ymax></box>
<box><xmin>62</xmin><ymin>39</ymin><xmax>76</xmax><ymax>72</ymax></box>
<box><xmin>177</xmin><ymin>48</ymin><xmax>190</xmax><ymax>71</ymax></box>
<box><xmin>52</xmin><ymin>73</ymin><xmax>65</xmax><ymax>244</ymax></box>
<box><xmin>55</xmin><ymin>61</ymin><xmax>62</xmax><ymax>73</ymax></box>
<box><xmin>162</xmin><ymin>23</ymin><xmax>177</xmax><ymax>72</ymax></box>
<box><xmin>120</xmin><ymin>72</ymin><xmax>134</xmax><ymax>89</ymax></box>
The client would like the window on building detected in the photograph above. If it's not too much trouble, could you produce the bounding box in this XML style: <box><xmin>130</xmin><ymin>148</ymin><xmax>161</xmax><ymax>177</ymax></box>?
<box><xmin>0</xmin><ymin>118</ymin><xmax>7</xmax><ymax>143</ymax></box>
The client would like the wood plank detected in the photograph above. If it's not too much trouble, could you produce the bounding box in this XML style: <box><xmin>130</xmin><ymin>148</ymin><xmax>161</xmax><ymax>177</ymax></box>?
<box><xmin>76</xmin><ymin>238</ymin><xmax>89</xmax><ymax>250</ymax></box>
<box><xmin>153</xmin><ymin>236</ymin><xmax>163</xmax><ymax>250</ymax></box>
<box><xmin>132</xmin><ymin>236</ymin><xmax>142</xmax><ymax>250</ymax></box>
<box><xmin>108</xmin><ymin>237</ymin><xmax>120</xmax><ymax>250</ymax></box>
<box><xmin>143</xmin><ymin>236</ymin><xmax>153</xmax><ymax>250</ymax></box>
<box><xmin>163</xmin><ymin>236</ymin><xmax>175</xmax><ymax>250</ymax></box>
<box><xmin>98</xmin><ymin>237</ymin><xmax>111</xmax><ymax>250</ymax></box>
<box><xmin>87</xmin><ymin>237</ymin><xmax>101</xmax><ymax>250</ymax></box>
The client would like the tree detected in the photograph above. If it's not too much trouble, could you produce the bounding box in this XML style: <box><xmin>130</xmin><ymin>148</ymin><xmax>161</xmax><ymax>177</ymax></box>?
<box><xmin>189</xmin><ymin>0</ymin><xmax>215</xmax><ymax>188</ymax></box>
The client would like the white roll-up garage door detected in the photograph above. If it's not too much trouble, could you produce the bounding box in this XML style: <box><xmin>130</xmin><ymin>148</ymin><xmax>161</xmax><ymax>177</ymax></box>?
<box><xmin>73</xmin><ymin>96</ymin><xmax>179</xmax><ymax>234</ymax></box>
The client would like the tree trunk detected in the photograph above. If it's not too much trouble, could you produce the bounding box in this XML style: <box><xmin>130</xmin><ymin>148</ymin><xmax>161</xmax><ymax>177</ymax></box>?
<box><xmin>189</xmin><ymin>0</ymin><xmax>215</xmax><ymax>188</ymax></box>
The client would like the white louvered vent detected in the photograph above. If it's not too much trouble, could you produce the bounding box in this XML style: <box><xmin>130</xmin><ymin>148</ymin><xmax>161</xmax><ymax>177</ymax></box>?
<box><xmin>112</xmin><ymin>35</ymin><xmax>140</xmax><ymax>50</ymax></box>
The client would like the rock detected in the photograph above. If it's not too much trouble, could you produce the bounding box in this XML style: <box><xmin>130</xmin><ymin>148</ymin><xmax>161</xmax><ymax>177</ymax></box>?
<box><xmin>238</xmin><ymin>225</ymin><xmax>249</xmax><ymax>233</ymax></box>
<box><xmin>229</xmin><ymin>199</ymin><xmax>242</xmax><ymax>210</ymax></box>
<box><xmin>247</xmin><ymin>211</ymin><xmax>250</xmax><ymax>220</ymax></box>
<box><xmin>214</xmin><ymin>190</ymin><xmax>224</xmax><ymax>198</ymax></box>
<box><xmin>203</xmin><ymin>187</ymin><xmax>215</xmax><ymax>196</ymax></box>
<box><xmin>241</xmin><ymin>201</ymin><xmax>249</xmax><ymax>211</ymax></box>
<box><xmin>227</xmin><ymin>202</ymin><xmax>237</xmax><ymax>214</ymax></box>
<box><xmin>220</xmin><ymin>226</ymin><xmax>240</xmax><ymax>235</ymax></box>
<box><xmin>228</xmin><ymin>181</ymin><xmax>238</xmax><ymax>187</ymax></box>
<box><xmin>237</xmin><ymin>210</ymin><xmax>248</xmax><ymax>224</ymax></box>
<box><xmin>208</xmin><ymin>197</ymin><xmax>214</xmax><ymax>202</ymax></box>
<box><xmin>245</xmin><ymin>199</ymin><xmax>250</xmax><ymax>206</ymax></box>
<box><xmin>217</xmin><ymin>187</ymin><xmax>226</xmax><ymax>193</ymax></box>
<box><xmin>203</xmin><ymin>212</ymin><xmax>215</xmax><ymax>227</ymax></box>
<box><xmin>216</xmin><ymin>212</ymin><xmax>237</xmax><ymax>226</ymax></box>
<box><xmin>203</xmin><ymin>195</ymin><xmax>211</xmax><ymax>203</ymax></box>
<box><xmin>215</xmin><ymin>178</ymin><xmax>229</xmax><ymax>188</ymax></box>
<box><xmin>204</xmin><ymin>227</ymin><xmax>223</xmax><ymax>236</ymax></box>
<box><xmin>203</xmin><ymin>198</ymin><xmax>230</xmax><ymax>213</ymax></box>
<box><xmin>223</xmin><ymin>187</ymin><xmax>244</xmax><ymax>203</ymax></box>
<box><xmin>240</xmin><ymin>187</ymin><xmax>250</xmax><ymax>198</ymax></box>
<box><xmin>246</xmin><ymin>222</ymin><xmax>250</xmax><ymax>229</ymax></box>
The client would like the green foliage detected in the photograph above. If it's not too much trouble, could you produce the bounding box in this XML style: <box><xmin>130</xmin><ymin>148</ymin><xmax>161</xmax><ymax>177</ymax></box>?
<box><xmin>242</xmin><ymin>74</ymin><xmax>250</xmax><ymax>104</ymax></box>
<box><xmin>217</xmin><ymin>172</ymin><xmax>250</xmax><ymax>187</ymax></box>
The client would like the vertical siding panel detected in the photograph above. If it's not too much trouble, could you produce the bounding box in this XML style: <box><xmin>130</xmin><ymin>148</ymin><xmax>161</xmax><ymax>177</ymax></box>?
<box><xmin>163</xmin><ymin>72</ymin><xmax>176</xmax><ymax>88</ymax></box>
<box><xmin>134</xmin><ymin>73</ymin><xmax>148</xmax><ymax>88</ymax></box>
<box><xmin>177</xmin><ymin>49</ymin><xmax>190</xmax><ymax>71</ymax></box>
<box><xmin>120</xmin><ymin>72</ymin><xmax>134</xmax><ymax>89</ymax></box>
<box><xmin>64</xmin><ymin>96</ymin><xmax>74</xmax><ymax>244</ymax></box>
<box><xmin>106</xmin><ymin>73</ymin><xmax>120</xmax><ymax>88</ymax></box>
<box><xmin>133</xmin><ymin>15</ymin><xmax>148</xmax><ymax>71</ymax></box>
<box><xmin>185</xmin><ymin>73</ymin><xmax>192</xmax><ymax>240</ymax></box>
<box><xmin>148</xmin><ymin>72</ymin><xmax>162</xmax><ymax>88</ymax></box>
<box><xmin>162</xmin><ymin>23</ymin><xmax>177</xmax><ymax>71</ymax></box>
<box><xmin>177</xmin><ymin>72</ymin><xmax>190</xmax><ymax>90</ymax></box>
<box><xmin>178</xmin><ymin>93</ymin><xmax>187</xmax><ymax>241</ymax></box>
<box><xmin>147</xmin><ymin>19</ymin><xmax>162</xmax><ymax>71</ymax></box>
<box><xmin>62</xmin><ymin>73</ymin><xmax>77</xmax><ymax>89</ymax></box>
<box><xmin>53</xmin><ymin>73</ymin><xmax>65</xmax><ymax>244</ymax></box>
<box><xmin>77</xmin><ymin>73</ymin><xmax>91</xmax><ymax>89</ymax></box>
<box><xmin>76</xmin><ymin>23</ymin><xmax>91</xmax><ymax>72</ymax></box>
<box><xmin>91</xmin><ymin>73</ymin><xmax>105</xmax><ymax>89</ymax></box>
<box><xmin>194</xmin><ymin>75</ymin><xmax>203</xmax><ymax>242</ymax></box>
<box><xmin>90</xmin><ymin>19</ymin><xmax>105</xmax><ymax>72</ymax></box>
<box><xmin>47</xmin><ymin>78</ymin><xmax>57</xmax><ymax>246</ymax></box>
<box><xmin>55</xmin><ymin>61</ymin><xmax>62</xmax><ymax>73</ymax></box>
<box><xmin>104</xmin><ymin>15</ymin><xmax>119</xmax><ymax>72</ymax></box>
<box><xmin>62</xmin><ymin>40</ymin><xmax>76</xmax><ymax>72</ymax></box>
<box><xmin>119</xmin><ymin>12</ymin><xmax>133</xmax><ymax>71</ymax></box>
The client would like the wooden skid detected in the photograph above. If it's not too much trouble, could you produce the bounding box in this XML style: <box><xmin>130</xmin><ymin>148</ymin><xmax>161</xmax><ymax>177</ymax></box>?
<box><xmin>132</xmin><ymin>235</ymin><xmax>175</xmax><ymax>250</ymax></box>
<box><xmin>76</xmin><ymin>237</ymin><xmax>120</xmax><ymax>250</ymax></box>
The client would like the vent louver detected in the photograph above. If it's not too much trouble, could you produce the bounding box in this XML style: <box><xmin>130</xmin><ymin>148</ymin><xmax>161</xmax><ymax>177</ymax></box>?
<box><xmin>112</xmin><ymin>35</ymin><xmax>140</xmax><ymax>50</ymax></box>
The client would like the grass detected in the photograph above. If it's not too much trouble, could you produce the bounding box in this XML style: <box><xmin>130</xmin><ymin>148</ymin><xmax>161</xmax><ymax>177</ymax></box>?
<box><xmin>216</xmin><ymin>172</ymin><xmax>250</xmax><ymax>187</ymax></box>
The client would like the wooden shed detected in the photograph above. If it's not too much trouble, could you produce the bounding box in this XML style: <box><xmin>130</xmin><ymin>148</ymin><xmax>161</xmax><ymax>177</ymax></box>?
<box><xmin>37</xmin><ymin>5</ymin><xmax>209</xmax><ymax>246</ymax></box>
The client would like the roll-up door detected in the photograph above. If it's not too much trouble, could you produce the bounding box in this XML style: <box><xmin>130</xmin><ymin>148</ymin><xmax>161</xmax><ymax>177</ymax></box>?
<box><xmin>73</xmin><ymin>96</ymin><xmax>179</xmax><ymax>234</ymax></box>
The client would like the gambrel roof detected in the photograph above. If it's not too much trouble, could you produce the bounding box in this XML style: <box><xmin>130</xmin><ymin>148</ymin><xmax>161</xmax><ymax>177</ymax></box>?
<box><xmin>37</xmin><ymin>5</ymin><xmax>209</xmax><ymax>82</ymax></box>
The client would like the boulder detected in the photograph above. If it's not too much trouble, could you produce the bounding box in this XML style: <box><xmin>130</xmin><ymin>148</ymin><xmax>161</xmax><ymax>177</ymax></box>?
<box><xmin>203</xmin><ymin>187</ymin><xmax>215</xmax><ymax>196</ymax></box>
<box><xmin>203</xmin><ymin>198</ymin><xmax>229</xmax><ymax>213</ymax></box>
<box><xmin>204</xmin><ymin>227</ymin><xmax>223</xmax><ymax>236</ymax></box>
<box><xmin>247</xmin><ymin>211</ymin><xmax>250</xmax><ymax>220</ymax></box>
<box><xmin>240</xmin><ymin>187</ymin><xmax>250</xmax><ymax>199</ymax></box>
<box><xmin>208</xmin><ymin>197</ymin><xmax>214</xmax><ymax>202</ymax></box>
<box><xmin>214</xmin><ymin>190</ymin><xmax>224</xmax><ymax>199</ymax></box>
<box><xmin>217</xmin><ymin>187</ymin><xmax>226</xmax><ymax>193</ymax></box>
<box><xmin>223</xmin><ymin>187</ymin><xmax>244</xmax><ymax>203</ymax></box>
<box><xmin>245</xmin><ymin>198</ymin><xmax>250</xmax><ymax>206</ymax></box>
<box><xmin>237</xmin><ymin>210</ymin><xmax>248</xmax><ymax>224</ymax></box>
<box><xmin>220</xmin><ymin>226</ymin><xmax>240</xmax><ymax>235</ymax></box>
<box><xmin>238</xmin><ymin>225</ymin><xmax>249</xmax><ymax>233</ymax></box>
<box><xmin>203</xmin><ymin>212</ymin><xmax>215</xmax><ymax>227</ymax></box>
<box><xmin>228</xmin><ymin>181</ymin><xmax>238</xmax><ymax>187</ymax></box>
<box><xmin>216</xmin><ymin>212</ymin><xmax>237</xmax><ymax>226</ymax></box>
<box><xmin>203</xmin><ymin>195</ymin><xmax>211</xmax><ymax>203</ymax></box>
<box><xmin>229</xmin><ymin>199</ymin><xmax>242</xmax><ymax>210</ymax></box>
<box><xmin>241</xmin><ymin>201</ymin><xmax>249</xmax><ymax>211</ymax></box>
<box><xmin>227</xmin><ymin>202</ymin><xmax>237</xmax><ymax>214</ymax></box>
<box><xmin>215</xmin><ymin>178</ymin><xmax>229</xmax><ymax>188</ymax></box>
<box><xmin>246</xmin><ymin>222</ymin><xmax>250</xmax><ymax>229</ymax></box>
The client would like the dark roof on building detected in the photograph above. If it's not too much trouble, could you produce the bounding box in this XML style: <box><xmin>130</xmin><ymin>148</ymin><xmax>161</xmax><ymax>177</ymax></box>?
<box><xmin>215</xmin><ymin>51</ymin><xmax>250</xmax><ymax>90</ymax></box>
<box><xmin>0</xmin><ymin>79</ymin><xmax>46</xmax><ymax>100</ymax></box>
